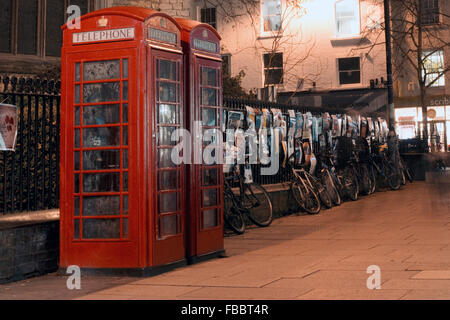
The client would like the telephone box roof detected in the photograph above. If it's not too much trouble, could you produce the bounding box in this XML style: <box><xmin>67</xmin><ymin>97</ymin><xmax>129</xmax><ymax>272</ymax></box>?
<box><xmin>61</xmin><ymin>6</ymin><xmax>181</xmax><ymax>30</ymax></box>
<box><xmin>175</xmin><ymin>18</ymin><xmax>221</xmax><ymax>41</ymax></box>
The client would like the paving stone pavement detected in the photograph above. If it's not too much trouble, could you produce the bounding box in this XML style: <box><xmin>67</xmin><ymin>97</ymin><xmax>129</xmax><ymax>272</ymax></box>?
<box><xmin>0</xmin><ymin>173</ymin><xmax>448</xmax><ymax>300</ymax></box>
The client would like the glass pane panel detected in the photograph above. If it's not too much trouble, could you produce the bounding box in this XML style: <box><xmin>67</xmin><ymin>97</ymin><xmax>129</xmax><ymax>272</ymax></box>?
<box><xmin>203</xmin><ymin>209</ymin><xmax>218</xmax><ymax>229</ymax></box>
<box><xmin>83</xmin><ymin>82</ymin><xmax>120</xmax><ymax>103</ymax></box>
<box><xmin>74</xmin><ymin>174</ymin><xmax>79</xmax><ymax>193</ymax></box>
<box><xmin>82</xmin><ymin>196</ymin><xmax>121</xmax><ymax>216</ymax></box>
<box><xmin>123</xmin><ymin>195</ymin><xmax>128</xmax><ymax>215</ymax></box>
<box><xmin>201</xmin><ymin>88</ymin><xmax>217</xmax><ymax>106</ymax></box>
<box><xmin>202</xmin><ymin>168</ymin><xmax>218</xmax><ymax>186</ymax></box>
<box><xmin>201</xmin><ymin>108</ymin><xmax>217</xmax><ymax>126</ymax></box>
<box><xmin>83</xmin><ymin>104</ymin><xmax>120</xmax><ymax>125</ymax></box>
<box><xmin>83</xmin><ymin>172</ymin><xmax>120</xmax><ymax>193</ymax></box>
<box><xmin>123</xmin><ymin>149</ymin><xmax>128</xmax><ymax>169</ymax></box>
<box><xmin>122</xmin><ymin>81</ymin><xmax>128</xmax><ymax>100</ymax></box>
<box><xmin>83</xmin><ymin>127</ymin><xmax>120</xmax><ymax>147</ymax></box>
<box><xmin>158</xmin><ymin>170</ymin><xmax>178</xmax><ymax>190</ymax></box>
<box><xmin>123</xmin><ymin>103</ymin><xmax>128</xmax><ymax>123</ymax></box>
<box><xmin>74</xmin><ymin>129</ymin><xmax>80</xmax><ymax>148</ymax></box>
<box><xmin>201</xmin><ymin>67</ymin><xmax>218</xmax><ymax>86</ymax></box>
<box><xmin>82</xmin><ymin>219</ymin><xmax>120</xmax><ymax>239</ymax></box>
<box><xmin>203</xmin><ymin>188</ymin><xmax>218</xmax><ymax>207</ymax></box>
<box><xmin>159</xmin><ymin>60</ymin><xmax>177</xmax><ymax>80</ymax></box>
<box><xmin>46</xmin><ymin>0</ymin><xmax>64</xmax><ymax>56</ymax></box>
<box><xmin>160</xmin><ymin>215</ymin><xmax>177</xmax><ymax>236</ymax></box>
<box><xmin>75</xmin><ymin>85</ymin><xmax>80</xmax><ymax>104</ymax></box>
<box><xmin>203</xmin><ymin>128</ymin><xmax>219</xmax><ymax>146</ymax></box>
<box><xmin>122</xmin><ymin>126</ymin><xmax>128</xmax><ymax>146</ymax></box>
<box><xmin>158</xmin><ymin>82</ymin><xmax>177</xmax><ymax>102</ymax></box>
<box><xmin>75</xmin><ymin>107</ymin><xmax>80</xmax><ymax>125</ymax></box>
<box><xmin>158</xmin><ymin>148</ymin><xmax>176</xmax><ymax>168</ymax></box>
<box><xmin>74</xmin><ymin>219</ymin><xmax>80</xmax><ymax>239</ymax></box>
<box><xmin>75</xmin><ymin>63</ymin><xmax>80</xmax><ymax>82</ymax></box>
<box><xmin>83</xmin><ymin>150</ymin><xmax>120</xmax><ymax>170</ymax></box>
<box><xmin>158</xmin><ymin>104</ymin><xmax>179</xmax><ymax>124</ymax></box>
<box><xmin>74</xmin><ymin>197</ymin><xmax>80</xmax><ymax>216</ymax></box>
<box><xmin>159</xmin><ymin>126</ymin><xmax>177</xmax><ymax>146</ymax></box>
<box><xmin>17</xmin><ymin>0</ymin><xmax>37</xmax><ymax>54</ymax></box>
<box><xmin>123</xmin><ymin>218</ymin><xmax>128</xmax><ymax>237</ymax></box>
<box><xmin>123</xmin><ymin>172</ymin><xmax>128</xmax><ymax>191</ymax></box>
<box><xmin>122</xmin><ymin>59</ymin><xmax>128</xmax><ymax>78</ymax></box>
<box><xmin>0</xmin><ymin>0</ymin><xmax>12</xmax><ymax>53</ymax></box>
<box><xmin>74</xmin><ymin>151</ymin><xmax>80</xmax><ymax>170</ymax></box>
<box><xmin>159</xmin><ymin>193</ymin><xmax>178</xmax><ymax>213</ymax></box>
<box><xmin>83</xmin><ymin>60</ymin><xmax>120</xmax><ymax>81</ymax></box>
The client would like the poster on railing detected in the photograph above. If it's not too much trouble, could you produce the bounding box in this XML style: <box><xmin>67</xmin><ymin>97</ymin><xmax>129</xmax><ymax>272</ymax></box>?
<box><xmin>0</xmin><ymin>104</ymin><xmax>17</xmax><ymax>151</ymax></box>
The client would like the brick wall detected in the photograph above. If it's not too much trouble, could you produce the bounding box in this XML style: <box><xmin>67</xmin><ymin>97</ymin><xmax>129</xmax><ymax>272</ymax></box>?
<box><xmin>110</xmin><ymin>0</ymin><xmax>193</xmax><ymax>18</ymax></box>
<box><xmin>0</xmin><ymin>221</ymin><xmax>59</xmax><ymax>284</ymax></box>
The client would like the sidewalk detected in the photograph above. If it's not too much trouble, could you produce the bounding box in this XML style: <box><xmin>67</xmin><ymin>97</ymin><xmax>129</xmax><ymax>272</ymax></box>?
<box><xmin>1</xmin><ymin>173</ymin><xmax>449</xmax><ymax>300</ymax></box>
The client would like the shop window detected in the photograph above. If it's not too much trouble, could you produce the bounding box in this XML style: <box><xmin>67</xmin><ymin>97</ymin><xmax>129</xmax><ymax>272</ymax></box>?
<box><xmin>338</xmin><ymin>57</ymin><xmax>360</xmax><ymax>85</ymax></box>
<box><xmin>335</xmin><ymin>0</ymin><xmax>360</xmax><ymax>38</ymax></box>
<box><xmin>200</xmin><ymin>7</ymin><xmax>216</xmax><ymax>29</ymax></box>
<box><xmin>263</xmin><ymin>52</ymin><xmax>283</xmax><ymax>85</ymax></box>
<box><xmin>421</xmin><ymin>0</ymin><xmax>440</xmax><ymax>25</ymax></box>
<box><xmin>262</xmin><ymin>0</ymin><xmax>282</xmax><ymax>32</ymax></box>
<box><xmin>422</xmin><ymin>50</ymin><xmax>445</xmax><ymax>87</ymax></box>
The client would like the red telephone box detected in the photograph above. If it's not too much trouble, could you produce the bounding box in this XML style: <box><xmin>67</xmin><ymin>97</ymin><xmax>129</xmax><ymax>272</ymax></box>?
<box><xmin>60</xmin><ymin>7</ymin><xmax>187</xmax><ymax>273</ymax></box>
<box><xmin>176</xmin><ymin>18</ymin><xmax>225</xmax><ymax>263</ymax></box>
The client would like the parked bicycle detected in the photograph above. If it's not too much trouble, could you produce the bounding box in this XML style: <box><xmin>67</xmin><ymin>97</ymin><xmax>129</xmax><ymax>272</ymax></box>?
<box><xmin>223</xmin><ymin>164</ymin><xmax>273</xmax><ymax>234</ymax></box>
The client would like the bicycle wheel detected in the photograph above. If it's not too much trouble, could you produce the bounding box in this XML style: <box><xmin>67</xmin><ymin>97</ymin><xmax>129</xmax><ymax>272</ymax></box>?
<box><xmin>405</xmin><ymin>167</ymin><xmax>414</xmax><ymax>183</ymax></box>
<box><xmin>359</xmin><ymin>164</ymin><xmax>372</xmax><ymax>195</ymax></box>
<box><xmin>223</xmin><ymin>189</ymin><xmax>245</xmax><ymax>234</ymax></box>
<box><xmin>244</xmin><ymin>183</ymin><xmax>273</xmax><ymax>227</ymax></box>
<box><xmin>341</xmin><ymin>168</ymin><xmax>358</xmax><ymax>201</ymax></box>
<box><xmin>314</xmin><ymin>178</ymin><xmax>333</xmax><ymax>209</ymax></box>
<box><xmin>321</xmin><ymin>170</ymin><xmax>341</xmax><ymax>206</ymax></box>
<box><xmin>292</xmin><ymin>181</ymin><xmax>321</xmax><ymax>214</ymax></box>
<box><xmin>385</xmin><ymin>162</ymin><xmax>401</xmax><ymax>190</ymax></box>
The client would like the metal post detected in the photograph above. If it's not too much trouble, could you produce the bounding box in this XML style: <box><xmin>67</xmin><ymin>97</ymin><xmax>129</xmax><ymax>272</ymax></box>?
<box><xmin>384</xmin><ymin>0</ymin><xmax>395</xmax><ymax>133</ymax></box>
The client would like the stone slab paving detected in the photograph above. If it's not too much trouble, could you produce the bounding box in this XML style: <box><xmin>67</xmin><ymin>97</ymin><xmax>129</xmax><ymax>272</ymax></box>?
<box><xmin>0</xmin><ymin>173</ymin><xmax>448</xmax><ymax>300</ymax></box>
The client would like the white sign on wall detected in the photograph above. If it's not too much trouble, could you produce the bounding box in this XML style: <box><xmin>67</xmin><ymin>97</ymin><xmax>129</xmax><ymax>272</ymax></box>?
<box><xmin>0</xmin><ymin>104</ymin><xmax>18</xmax><ymax>151</ymax></box>
<box><xmin>73</xmin><ymin>27</ymin><xmax>135</xmax><ymax>44</ymax></box>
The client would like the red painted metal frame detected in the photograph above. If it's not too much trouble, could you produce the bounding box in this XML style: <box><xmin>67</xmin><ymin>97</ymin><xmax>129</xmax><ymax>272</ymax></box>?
<box><xmin>176</xmin><ymin>18</ymin><xmax>224</xmax><ymax>260</ymax></box>
<box><xmin>60</xmin><ymin>7</ymin><xmax>186</xmax><ymax>269</ymax></box>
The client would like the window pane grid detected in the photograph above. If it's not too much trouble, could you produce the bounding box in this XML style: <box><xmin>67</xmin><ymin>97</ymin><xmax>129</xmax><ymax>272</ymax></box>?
<box><xmin>73</xmin><ymin>58</ymin><xmax>130</xmax><ymax>240</ymax></box>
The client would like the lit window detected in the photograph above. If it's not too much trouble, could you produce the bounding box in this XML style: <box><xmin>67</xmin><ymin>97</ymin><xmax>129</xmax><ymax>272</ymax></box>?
<box><xmin>262</xmin><ymin>0</ymin><xmax>282</xmax><ymax>32</ymax></box>
<box><xmin>338</xmin><ymin>57</ymin><xmax>360</xmax><ymax>85</ymax></box>
<box><xmin>422</xmin><ymin>50</ymin><xmax>445</xmax><ymax>87</ymax></box>
<box><xmin>421</xmin><ymin>0</ymin><xmax>440</xmax><ymax>25</ymax></box>
<box><xmin>200</xmin><ymin>7</ymin><xmax>216</xmax><ymax>29</ymax></box>
<box><xmin>263</xmin><ymin>52</ymin><xmax>283</xmax><ymax>85</ymax></box>
<box><xmin>335</xmin><ymin>0</ymin><xmax>360</xmax><ymax>38</ymax></box>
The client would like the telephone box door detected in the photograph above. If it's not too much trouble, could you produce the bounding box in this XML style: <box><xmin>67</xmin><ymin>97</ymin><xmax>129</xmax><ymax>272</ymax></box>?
<box><xmin>194</xmin><ymin>57</ymin><xmax>224</xmax><ymax>256</ymax></box>
<box><xmin>62</xmin><ymin>49</ymin><xmax>140</xmax><ymax>268</ymax></box>
<box><xmin>150</xmin><ymin>49</ymin><xmax>186</xmax><ymax>266</ymax></box>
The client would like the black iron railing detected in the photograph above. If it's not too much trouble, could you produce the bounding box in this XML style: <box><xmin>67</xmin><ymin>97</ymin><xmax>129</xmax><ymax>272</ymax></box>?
<box><xmin>0</xmin><ymin>76</ymin><xmax>61</xmax><ymax>215</ymax></box>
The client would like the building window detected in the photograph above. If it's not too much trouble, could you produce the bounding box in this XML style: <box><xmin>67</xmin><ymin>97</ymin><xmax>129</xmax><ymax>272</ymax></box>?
<box><xmin>200</xmin><ymin>7</ymin><xmax>216</xmax><ymax>29</ymax></box>
<box><xmin>221</xmin><ymin>54</ymin><xmax>231</xmax><ymax>76</ymax></box>
<box><xmin>0</xmin><ymin>0</ymin><xmax>94</xmax><ymax>57</ymax></box>
<box><xmin>422</xmin><ymin>50</ymin><xmax>445</xmax><ymax>87</ymax></box>
<box><xmin>263</xmin><ymin>52</ymin><xmax>283</xmax><ymax>85</ymax></box>
<box><xmin>335</xmin><ymin>0</ymin><xmax>360</xmax><ymax>38</ymax></box>
<box><xmin>338</xmin><ymin>57</ymin><xmax>360</xmax><ymax>85</ymax></box>
<box><xmin>262</xmin><ymin>0</ymin><xmax>282</xmax><ymax>32</ymax></box>
<box><xmin>421</xmin><ymin>0</ymin><xmax>439</xmax><ymax>25</ymax></box>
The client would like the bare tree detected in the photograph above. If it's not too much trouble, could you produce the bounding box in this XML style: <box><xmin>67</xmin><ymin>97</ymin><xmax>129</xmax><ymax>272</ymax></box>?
<box><xmin>361</xmin><ymin>0</ymin><xmax>450</xmax><ymax>138</ymax></box>
<box><xmin>197</xmin><ymin>0</ymin><xmax>319</xmax><ymax>101</ymax></box>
